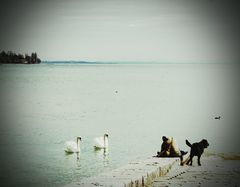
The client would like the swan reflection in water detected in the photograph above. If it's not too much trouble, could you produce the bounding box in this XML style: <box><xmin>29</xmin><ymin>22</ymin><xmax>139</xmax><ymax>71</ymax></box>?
<box><xmin>94</xmin><ymin>134</ymin><xmax>109</xmax><ymax>160</ymax></box>
<box><xmin>65</xmin><ymin>151</ymin><xmax>81</xmax><ymax>160</ymax></box>
<box><xmin>94</xmin><ymin>147</ymin><xmax>109</xmax><ymax>159</ymax></box>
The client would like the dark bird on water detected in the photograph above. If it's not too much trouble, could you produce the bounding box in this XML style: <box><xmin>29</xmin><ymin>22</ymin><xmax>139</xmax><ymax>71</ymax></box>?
<box><xmin>214</xmin><ymin>116</ymin><xmax>221</xmax><ymax>120</ymax></box>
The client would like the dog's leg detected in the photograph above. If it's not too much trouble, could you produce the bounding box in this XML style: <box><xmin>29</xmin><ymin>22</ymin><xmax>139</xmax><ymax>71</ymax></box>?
<box><xmin>181</xmin><ymin>155</ymin><xmax>190</xmax><ymax>165</ymax></box>
<box><xmin>186</xmin><ymin>155</ymin><xmax>192</xmax><ymax>165</ymax></box>
<box><xmin>189</xmin><ymin>155</ymin><xmax>193</xmax><ymax>165</ymax></box>
<box><xmin>197</xmin><ymin>155</ymin><xmax>201</xmax><ymax>166</ymax></box>
<box><xmin>180</xmin><ymin>155</ymin><xmax>183</xmax><ymax>166</ymax></box>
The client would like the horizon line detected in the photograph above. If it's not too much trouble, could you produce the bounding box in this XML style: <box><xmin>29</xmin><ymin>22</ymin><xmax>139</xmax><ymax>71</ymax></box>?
<box><xmin>41</xmin><ymin>60</ymin><xmax>231</xmax><ymax>64</ymax></box>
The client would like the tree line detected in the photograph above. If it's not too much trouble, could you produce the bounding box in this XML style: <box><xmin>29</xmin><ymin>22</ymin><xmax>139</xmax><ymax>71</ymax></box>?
<box><xmin>0</xmin><ymin>51</ymin><xmax>41</xmax><ymax>64</ymax></box>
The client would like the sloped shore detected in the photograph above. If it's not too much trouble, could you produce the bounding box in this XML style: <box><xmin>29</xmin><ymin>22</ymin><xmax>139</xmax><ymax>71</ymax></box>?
<box><xmin>63</xmin><ymin>154</ymin><xmax>240</xmax><ymax>187</ymax></box>
<box><xmin>63</xmin><ymin>157</ymin><xmax>181</xmax><ymax>187</ymax></box>
<box><xmin>153</xmin><ymin>156</ymin><xmax>240</xmax><ymax>187</ymax></box>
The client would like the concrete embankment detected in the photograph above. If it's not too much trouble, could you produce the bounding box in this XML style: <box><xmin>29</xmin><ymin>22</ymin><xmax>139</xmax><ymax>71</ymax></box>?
<box><xmin>64</xmin><ymin>157</ymin><xmax>181</xmax><ymax>187</ymax></box>
<box><xmin>153</xmin><ymin>156</ymin><xmax>240</xmax><ymax>187</ymax></box>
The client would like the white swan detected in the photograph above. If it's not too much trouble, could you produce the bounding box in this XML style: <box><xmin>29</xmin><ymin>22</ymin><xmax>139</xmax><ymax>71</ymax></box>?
<box><xmin>64</xmin><ymin>137</ymin><xmax>81</xmax><ymax>153</ymax></box>
<box><xmin>94</xmin><ymin>134</ymin><xmax>109</xmax><ymax>149</ymax></box>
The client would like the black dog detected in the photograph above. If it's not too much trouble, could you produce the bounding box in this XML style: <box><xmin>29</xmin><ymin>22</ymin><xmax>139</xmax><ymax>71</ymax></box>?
<box><xmin>185</xmin><ymin>139</ymin><xmax>209</xmax><ymax>166</ymax></box>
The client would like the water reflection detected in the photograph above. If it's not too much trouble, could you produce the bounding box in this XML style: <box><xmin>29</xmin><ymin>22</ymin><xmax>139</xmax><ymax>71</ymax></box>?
<box><xmin>64</xmin><ymin>151</ymin><xmax>81</xmax><ymax>161</ymax></box>
<box><xmin>94</xmin><ymin>148</ymin><xmax>109</xmax><ymax>160</ymax></box>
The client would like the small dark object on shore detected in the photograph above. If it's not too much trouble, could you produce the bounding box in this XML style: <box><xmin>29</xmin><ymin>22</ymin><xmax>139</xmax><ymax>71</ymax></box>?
<box><xmin>214</xmin><ymin>116</ymin><xmax>221</xmax><ymax>120</ymax></box>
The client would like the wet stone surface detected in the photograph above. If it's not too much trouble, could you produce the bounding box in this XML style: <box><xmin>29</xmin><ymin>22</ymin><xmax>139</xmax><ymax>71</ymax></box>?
<box><xmin>152</xmin><ymin>157</ymin><xmax>240</xmax><ymax>187</ymax></box>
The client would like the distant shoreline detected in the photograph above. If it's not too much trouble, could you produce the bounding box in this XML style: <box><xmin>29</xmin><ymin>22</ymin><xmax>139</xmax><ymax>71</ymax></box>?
<box><xmin>42</xmin><ymin>61</ymin><xmax>235</xmax><ymax>65</ymax></box>
<box><xmin>0</xmin><ymin>51</ymin><xmax>41</xmax><ymax>64</ymax></box>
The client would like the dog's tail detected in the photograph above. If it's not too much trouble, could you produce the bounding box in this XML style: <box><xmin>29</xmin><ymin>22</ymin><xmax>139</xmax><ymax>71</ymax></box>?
<box><xmin>186</xmin><ymin>139</ymin><xmax>192</xmax><ymax>147</ymax></box>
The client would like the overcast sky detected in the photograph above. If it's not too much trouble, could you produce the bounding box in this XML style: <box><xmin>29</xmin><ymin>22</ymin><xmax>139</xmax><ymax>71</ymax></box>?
<box><xmin>0</xmin><ymin>0</ymin><xmax>240</xmax><ymax>62</ymax></box>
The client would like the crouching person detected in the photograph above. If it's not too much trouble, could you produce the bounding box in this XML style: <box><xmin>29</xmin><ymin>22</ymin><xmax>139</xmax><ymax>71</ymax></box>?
<box><xmin>155</xmin><ymin>136</ymin><xmax>187</xmax><ymax>165</ymax></box>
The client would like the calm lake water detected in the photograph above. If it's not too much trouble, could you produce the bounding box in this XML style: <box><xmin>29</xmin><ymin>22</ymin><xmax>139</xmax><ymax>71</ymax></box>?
<box><xmin>0</xmin><ymin>63</ymin><xmax>239</xmax><ymax>186</ymax></box>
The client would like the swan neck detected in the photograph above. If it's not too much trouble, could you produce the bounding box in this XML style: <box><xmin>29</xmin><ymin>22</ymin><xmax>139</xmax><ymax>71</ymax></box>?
<box><xmin>104</xmin><ymin>136</ymin><xmax>105</xmax><ymax>148</ymax></box>
<box><xmin>77</xmin><ymin>139</ymin><xmax>81</xmax><ymax>152</ymax></box>
<box><xmin>104</xmin><ymin>136</ymin><xmax>108</xmax><ymax>148</ymax></box>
